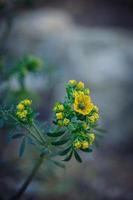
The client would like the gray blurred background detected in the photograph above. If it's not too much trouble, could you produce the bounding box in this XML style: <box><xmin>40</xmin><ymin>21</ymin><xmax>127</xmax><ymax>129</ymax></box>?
<box><xmin>0</xmin><ymin>0</ymin><xmax>133</xmax><ymax>199</ymax></box>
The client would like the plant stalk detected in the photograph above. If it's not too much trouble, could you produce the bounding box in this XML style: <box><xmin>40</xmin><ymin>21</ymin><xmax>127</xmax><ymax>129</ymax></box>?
<box><xmin>9</xmin><ymin>154</ymin><xmax>45</xmax><ymax>200</ymax></box>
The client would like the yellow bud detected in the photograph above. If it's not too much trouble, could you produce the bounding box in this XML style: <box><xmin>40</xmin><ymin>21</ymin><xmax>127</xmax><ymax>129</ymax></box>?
<box><xmin>56</xmin><ymin>112</ymin><xmax>63</xmax><ymax>120</ymax></box>
<box><xmin>94</xmin><ymin>113</ymin><xmax>99</xmax><ymax>120</ymax></box>
<box><xmin>58</xmin><ymin>104</ymin><xmax>64</xmax><ymax>111</ymax></box>
<box><xmin>84</xmin><ymin>88</ymin><xmax>90</xmax><ymax>95</ymax></box>
<box><xmin>73</xmin><ymin>91</ymin><xmax>78</xmax><ymax>97</ymax></box>
<box><xmin>57</xmin><ymin>120</ymin><xmax>63</xmax><ymax>127</ymax></box>
<box><xmin>21</xmin><ymin>110</ymin><xmax>28</xmax><ymax>118</ymax></box>
<box><xmin>74</xmin><ymin>141</ymin><xmax>82</xmax><ymax>149</ymax></box>
<box><xmin>93</xmin><ymin>105</ymin><xmax>99</xmax><ymax>113</ymax></box>
<box><xmin>77</xmin><ymin>81</ymin><xmax>84</xmax><ymax>89</ymax></box>
<box><xmin>68</xmin><ymin>80</ymin><xmax>77</xmax><ymax>86</ymax></box>
<box><xmin>17</xmin><ymin>103</ymin><xmax>25</xmax><ymax>111</ymax></box>
<box><xmin>89</xmin><ymin>116</ymin><xmax>95</xmax><ymax>123</ymax></box>
<box><xmin>82</xmin><ymin>122</ymin><xmax>88</xmax><ymax>129</ymax></box>
<box><xmin>82</xmin><ymin>141</ymin><xmax>89</xmax><ymax>149</ymax></box>
<box><xmin>53</xmin><ymin>103</ymin><xmax>64</xmax><ymax>112</ymax></box>
<box><xmin>63</xmin><ymin>118</ymin><xmax>70</xmax><ymax>126</ymax></box>
<box><xmin>23</xmin><ymin>99</ymin><xmax>32</xmax><ymax>106</ymax></box>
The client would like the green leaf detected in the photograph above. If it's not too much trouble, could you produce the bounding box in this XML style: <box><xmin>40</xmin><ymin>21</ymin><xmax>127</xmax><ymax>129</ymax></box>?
<box><xmin>51</xmin><ymin>138</ymin><xmax>69</xmax><ymax>146</ymax></box>
<box><xmin>19</xmin><ymin>137</ymin><xmax>26</xmax><ymax>157</ymax></box>
<box><xmin>7</xmin><ymin>130</ymin><xmax>15</xmax><ymax>143</ymax></box>
<box><xmin>47</xmin><ymin>130</ymin><xmax>65</xmax><ymax>137</ymax></box>
<box><xmin>81</xmin><ymin>148</ymin><xmax>92</xmax><ymax>153</ymax></box>
<box><xmin>51</xmin><ymin>160</ymin><xmax>66</xmax><ymax>169</ymax></box>
<box><xmin>60</xmin><ymin>147</ymin><xmax>71</xmax><ymax>156</ymax></box>
<box><xmin>74</xmin><ymin>150</ymin><xmax>82</xmax><ymax>163</ymax></box>
<box><xmin>63</xmin><ymin>151</ymin><xmax>73</xmax><ymax>161</ymax></box>
<box><xmin>12</xmin><ymin>133</ymin><xmax>25</xmax><ymax>139</ymax></box>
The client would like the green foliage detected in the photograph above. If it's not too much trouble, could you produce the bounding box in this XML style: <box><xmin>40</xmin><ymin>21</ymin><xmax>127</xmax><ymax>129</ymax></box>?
<box><xmin>0</xmin><ymin>80</ymin><xmax>104</xmax><ymax>165</ymax></box>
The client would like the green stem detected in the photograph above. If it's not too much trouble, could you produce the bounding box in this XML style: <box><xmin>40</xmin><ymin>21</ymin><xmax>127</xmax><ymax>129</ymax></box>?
<box><xmin>8</xmin><ymin>113</ymin><xmax>43</xmax><ymax>145</ymax></box>
<box><xmin>9</xmin><ymin>154</ymin><xmax>45</xmax><ymax>200</ymax></box>
<box><xmin>32</xmin><ymin>122</ymin><xmax>46</xmax><ymax>144</ymax></box>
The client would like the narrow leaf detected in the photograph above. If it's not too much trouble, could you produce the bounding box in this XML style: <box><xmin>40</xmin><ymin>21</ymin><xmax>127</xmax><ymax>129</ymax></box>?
<box><xmin>51</xmin><ymin>160</ymin><xmax>66</xmax><ymax>169</ymax></box>
<box><xmin>60</xmin><ymin>147</ymin><xmax>71</xmax><ymax>156</ymax></box>
<box><xmin>74</xmin><ymin>150</ymin><xmax>82</xmax><ymax>163</ymax></box>
<box><xmin>94</xmin><ymin>127</ymin><xmax>106</xmax><ymax>133</ymax></box>
<box><xmin>63</xmin><ymin>151</ymin><xmax>73</xmax><ymax>161</ymax></box>
<box><xmin>52</xmin><ymin>138</ymin><xmax>69</xmax><ymax>146</ymax></box>
<box><xmin>47</xmin><ymin>130</ymin><xmax>65</xmax><ymax>137</ymax></box>
<box><xmin>81</xmin><ymin>148</ymin><xmax>92</xmax><ymax>153</ymax></box>
<box><xmin>12</xmin><ymin>133</ymin><xmax>25</xmax><ymax>139</ymax></box>
<box><xmin>19</xmin><ymin>137</ymin><xmax>26</xmax><ymax>157</ymax></box>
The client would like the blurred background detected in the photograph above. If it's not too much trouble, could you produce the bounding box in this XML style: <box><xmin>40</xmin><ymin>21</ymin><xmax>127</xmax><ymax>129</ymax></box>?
<box><xmin>0</xmin><ymin>0</ymin><xmax>133</xmax><ymax>199</ymax></box>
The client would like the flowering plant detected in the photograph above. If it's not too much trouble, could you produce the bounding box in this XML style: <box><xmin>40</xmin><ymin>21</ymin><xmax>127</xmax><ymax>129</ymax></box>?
<box><xmin>0</xmin><ymin>80</ymin><xmax>102</xmax><ymax>199</ymax></box>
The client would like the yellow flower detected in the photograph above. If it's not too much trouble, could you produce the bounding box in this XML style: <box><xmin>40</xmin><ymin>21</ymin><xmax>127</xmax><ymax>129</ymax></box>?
<box><xmin>58</xmin><ymin>104</ymin><xmax>64</xmax><ymax>111</ymax></box>
<box><xmin>74</xmin><ymin>141</ymin><xmax>82</xmax><ymax>149</ymax></box>
<box><xmin>68</xmin><ymin>80</ymin><xmax>77</xmax><ymax>86</ymax></box>
<box><xmin>56</xmin><ymin>112</ymin><xmax>63</xmax><ymax>120</ymax></box>
<box><xmin>89</xmin><ymin>116</ymin><xmax>95</xmax><ymax>123</ymax></box>
<box><xmin>53</xmin><ymin>103</ymin><xmax>64</xmax><ymax>112</ymax></box>
<box><xmin>16</xmin><ymin>110</ymin><xmax>28</xmax><ymax>119</ymax></box>
<box><xmin>89</xmin><ymin>133</ymin><xmax>95</xmax><ymax>145</ymax></box>
<box><xmin>63</xmin><ymin>118</ymin><xmax>70</xmax><ymax>126</ymax></box>
<box><xmin>84</xmin><ymin>88</ymin><xmax>90</xmax><ymax>95</ymax></box>
<box><xmin>23</xmin><ymin>99</ymin><xmax>32</xmax><ymax>106</ymax></box>
<box><xmin>82</xmin><ymin>141</ymin><xmax>89</xmax><ymax>149</ymax></box>
<box><xmin>57</xmin><ymin>120</ymin><xmax>63</xmax><ymax>126</ymax></box>
<box><xmin>93</xmin><ymin>113</ymin><xmax>99</xmax><ymax>120</ymax></box>
<box><xmin>17</xmin><ymin>103</ymin><xmax>25</xmax><ymax>111</ymax></box>
<box><xmin>74</xmin><ymin>91</ymin><xmax>94</xmax><ymax>115</ymax></box>
<box><xmin>82</xmin><ymin>122</ymin><xmax>88</xmax><ymax>129</ymax></box>
<box><xmin>77</xmin><ymin>81</ymin><xmax>84</xmax><ymax>89</ymax></box>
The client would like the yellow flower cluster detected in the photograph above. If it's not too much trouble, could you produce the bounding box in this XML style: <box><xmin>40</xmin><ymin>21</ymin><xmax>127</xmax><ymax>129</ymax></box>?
<box><xmin>73</xmin><ymin>133</ymin><xmax>95</xmax><ymax>150</ymax></box>
<box><xmin>16</xmin><ymin>99</ymin><xmax>32</xmax><ymax>122</ymax></box>
<box><xmin>68</xmin><ymin>80</ymin><xmax>100</xmax><ymax>123</ymax></box>
<box><xmin>53</xmin><ymin>80</ymin><xmax>100</xmax><ymax>155</ymax></box>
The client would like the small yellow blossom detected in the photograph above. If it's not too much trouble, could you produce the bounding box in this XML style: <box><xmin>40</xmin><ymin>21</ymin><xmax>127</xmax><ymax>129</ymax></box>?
<box><xmin>89</xmin><ymin>116</ymin><xmax>95</xmax><ymax>123</ymax></box>
<box><xmin>74</xmin><ymin>141</ymin><xmax>82</xmax><ymax>149</ymax></box>
<box><xmin>56</xmin><ymin>112</ymin><xmax>63</xmax><ymax>120</ymax></box>
<box><xmin>68</xmin><ymin>80</ymin><xmax>77</xmax><ymax>86</ymax></box>
<box><xmin>84</xmin><ymin>88</ymin><xmax>90</xmax><ymax>95</ymax></box>
<box><xmin>93</xmin><ymin>113</ymin><xmax>99</xmax><ymax>120</ymax></box>
<box><xmin>73</xmin><ymin>90</ymin><xmax>78</xmax><ymax>97</ymax></box>
<box><xmin>89</xmin><ymin>133</ymin><xmax>95</xmax><ymax>145</ymax></box>
<box><xmin>82</xmin><ymin>122</ymin><xmax>88</xmax><ymax>129</ymax></box>
<box><xmin>74</xmin><ymin>91</ymin><xmax>94</xmax><ymax>115</ymax></box>
<box><xmin>82</xmin><ymin>141</ymin><xmax>89</xmax><ymax>149</ymax></box>
<box><xmin>57</xmin><ymin>120</ymin><xmax>63</xmax><ymax>126</ymax></box>
<box><xmin>58</xmin><ymin>104</ymin><xmax>64</xmax><ymax>111</ymax></box>
<box><xmin>17</xmin><ymin>103</ymin><xmax>25</xmax><ymax>111</ymax></box>
<box><xmin>63</xmin><ymin>118</ymin><xmax>70</xmax><ymax>126</ymax></box>
<box><xmin>23</xmin><ymin>99</ymin><xmax>32</xmax><ymax>106</ymax></box>
<box><xmin>53</xmin><ymin>103</ymin><xmax>64</xmax><ymax>112</ymax></box>
<box><xmin>77</xmin><ymin>81</ymin><xmax>84</xmax><ymax>89</ymax></box>
<box><xmin>16</xmin><ymin>110</ymin><xmax>28</xmax><ymax>119</ymax></box>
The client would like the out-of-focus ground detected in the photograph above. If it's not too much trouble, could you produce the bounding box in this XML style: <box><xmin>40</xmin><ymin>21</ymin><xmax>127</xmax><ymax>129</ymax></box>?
<box><xmin>0</xmin><ymin>0</ymin><xmax>133</xmax><ymax>199</ymax></box>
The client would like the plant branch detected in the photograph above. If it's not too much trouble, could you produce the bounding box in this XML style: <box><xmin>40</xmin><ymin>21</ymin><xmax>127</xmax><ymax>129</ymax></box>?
<box><xmin>9</xmin><ymin>154</ymin><xmax>45</xmax><ymax>200</ymax></box>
